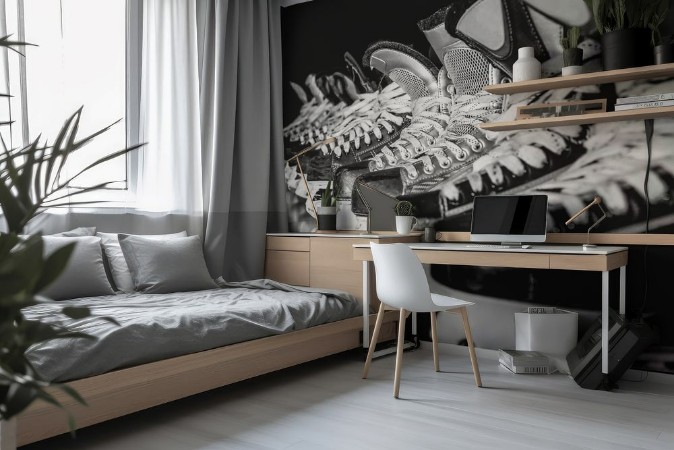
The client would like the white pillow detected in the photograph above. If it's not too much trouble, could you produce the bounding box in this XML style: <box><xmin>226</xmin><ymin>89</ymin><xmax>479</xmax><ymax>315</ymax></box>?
<box><xmin>41</xmin><ymin>236</ymin><xmax>115</xmax><ymax>300</ymax></box>
<box><xmin>97</xmin><ymin>231</ymin><xmax>187</xmax><ymax>292</ymax></box>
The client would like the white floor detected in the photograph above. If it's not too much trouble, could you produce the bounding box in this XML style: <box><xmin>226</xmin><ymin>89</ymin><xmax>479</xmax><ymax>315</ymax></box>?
<box><xmin>23</xmin><ymin>344</ymin><xmax>674</xmax><ymax>450</ymax></box>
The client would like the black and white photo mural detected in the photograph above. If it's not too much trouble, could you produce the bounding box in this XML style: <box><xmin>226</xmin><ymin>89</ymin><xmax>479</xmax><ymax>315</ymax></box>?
<box><xmin>281</xmin><ymin>0</ymin><xmax>674</xmax><ymax>375</ymax></box>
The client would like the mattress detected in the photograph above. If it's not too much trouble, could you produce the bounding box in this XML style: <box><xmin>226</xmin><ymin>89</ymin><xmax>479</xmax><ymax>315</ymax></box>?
<box><xmin>24</xmin><ymin>279</ymin><xmax>361</xmax><ymax>382</ymax></box>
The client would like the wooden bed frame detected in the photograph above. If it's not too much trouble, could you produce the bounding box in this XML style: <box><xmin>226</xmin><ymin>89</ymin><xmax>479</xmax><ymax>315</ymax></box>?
<box><xmin>16</xmin><ymin>311</ymin><xmax>398</xmax><ymax>447</ymax></box>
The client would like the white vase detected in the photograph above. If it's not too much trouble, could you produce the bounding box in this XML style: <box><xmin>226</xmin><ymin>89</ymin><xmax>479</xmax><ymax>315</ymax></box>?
<box><xmin>561</xmin><ymin>65</ymin><xmax>583</xmax><ymax>76</ymax></box>
<box><xmin>0</xmin><ymin>419</ymin><xmax>17</xmax><ymax>450</ymax></box>
<box><xmin>395</xmin><ymin>216</ymin><xmax>417</xmax><ymax>235</ymax></box>
<box><xmin>513</xmin><ymin>47</ymin><xmax>541</xmax><ymax>82</ymax></box>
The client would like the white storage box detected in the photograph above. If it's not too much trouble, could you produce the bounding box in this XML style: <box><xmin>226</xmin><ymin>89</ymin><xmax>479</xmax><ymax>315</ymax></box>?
<box><xmin>515</xmin><ymin>309</ymin><xmax>578</xmax><ymax>373</ymax></box>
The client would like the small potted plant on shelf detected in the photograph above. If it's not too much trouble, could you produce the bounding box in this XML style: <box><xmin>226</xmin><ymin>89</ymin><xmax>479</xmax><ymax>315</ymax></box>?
<box><xmin>649</xmin><ymin>1</ymin><xmax>673</xmax><ymax>64</ymax></box>
<box><xmin>317</xmin><ymin>180</ymin><xmax>337</xmax><ymax>231</ymax></box>
<box><xmin>561</xmin><ymin>26</ymin><xmax>583</xmax><ymax>76</ymax></box>
<box><xmin>394</xmin><ymin>200</ymin><xmax>417</xmax><ymax>235</ymax></box>
<box><xmin>584</xmin><ymin>0</ymin><xmax>665</xmax><ymax>70</ymax></box>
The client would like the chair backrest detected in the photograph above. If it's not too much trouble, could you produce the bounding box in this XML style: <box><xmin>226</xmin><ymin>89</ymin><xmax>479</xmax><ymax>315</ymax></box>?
<box><xmin>369</xmin><ymin>242</ymin><xmax>435</xmax><ymax>312</ymax></box>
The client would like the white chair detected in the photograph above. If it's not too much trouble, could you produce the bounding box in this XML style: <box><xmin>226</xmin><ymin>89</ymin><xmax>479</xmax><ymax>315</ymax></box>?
<box><xmin>362</xmin><ymin>242</ymin><xmax>482</xmax><ymax>398</ymax></box>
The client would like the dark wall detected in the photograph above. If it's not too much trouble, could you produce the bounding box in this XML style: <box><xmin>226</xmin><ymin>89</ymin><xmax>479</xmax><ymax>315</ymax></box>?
<box><xmin>281</xmin><ymin>0</ymin><xmax>449</xmax><ymax>125</ymax></box>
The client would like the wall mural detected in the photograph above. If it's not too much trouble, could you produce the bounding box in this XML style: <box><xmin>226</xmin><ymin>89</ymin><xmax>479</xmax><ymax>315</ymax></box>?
<box><xmin>281</xmin><ymin>0</ymin><xmax>674</xmax><ymax>375</ymax></box>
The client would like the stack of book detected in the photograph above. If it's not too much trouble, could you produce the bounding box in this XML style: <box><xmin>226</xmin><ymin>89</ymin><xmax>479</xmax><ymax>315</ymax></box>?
<box><xmin>615</xmin><ymin>93</ymin><xmax>674</xmax><ymax>111</ymax></box>
<box><xmin>499</xmin><ymin>349</ymin><xmax>551</xmax><ymax>374</ymax></box>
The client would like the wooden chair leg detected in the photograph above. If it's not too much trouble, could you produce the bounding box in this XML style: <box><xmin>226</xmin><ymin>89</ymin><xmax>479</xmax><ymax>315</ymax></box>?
<box><xmin>393</xmin><ymin>308</ymin><xmax>407</xmax><ymax>398</ymax></box>
<box><xmin>363</xmin><ymin>301</ymin><xmax>387</xmax><ymax>379</ymax></box>
<box><xmin>430</xmin><ymin>311</ymin><xmax>440</xmax><ymax>372</ymax></box>
<box><xmin>460</xmin><ymin>307</ymin><xmax>482</xmax><ymax>387</ymax></box>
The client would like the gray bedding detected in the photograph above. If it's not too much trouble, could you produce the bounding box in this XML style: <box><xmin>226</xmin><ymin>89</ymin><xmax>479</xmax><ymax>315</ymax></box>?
<box><xmin>24</xmin><ymin>279</ymin><xmax>361</xmax><ymax>382</ymax></box>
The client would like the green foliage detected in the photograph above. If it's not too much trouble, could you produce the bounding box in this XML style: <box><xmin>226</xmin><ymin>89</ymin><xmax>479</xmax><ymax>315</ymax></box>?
<box><xmin>0</xmin><ymin>34</ymin><xmax>142</xmax><ymax>423</ymax></box>
<box><xmin>320</xmin><ymin>180</ymin><xmax>336</xmax><ymax>207</ymax></box>
<box><xmin>584</xmin><ymin>0</ymin><xmax>669</xmax><ymax>40</ymax></box>
<box><xmin>394</xmin><ymin>200</ymin><xmax>414</xmax><ymax>217</ymax></box>
<box><xmin>561</xmin><ymin>26</ymin><xmax>582</xmax><ymax>50</ymax></box>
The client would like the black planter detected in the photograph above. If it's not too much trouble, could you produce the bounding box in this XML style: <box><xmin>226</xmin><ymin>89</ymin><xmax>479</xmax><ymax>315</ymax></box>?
<box><xmin>563</xmin><ymin>48</ymin><xmax>583</xmax><ymax>67</ymax></box>
<box><xmin>601</xmin><ymin>28</ymin><xmax>653</xmax><ymax>70</ymax></box>
<box><xmin>654</xmin><ymin>43</ymin><xmax>674</xmax><ymax>65</ymax></box>
<box><xmin>317</xmin><ymin>207</ymin><xmax>337</xmax><ymax>231</ymax></box>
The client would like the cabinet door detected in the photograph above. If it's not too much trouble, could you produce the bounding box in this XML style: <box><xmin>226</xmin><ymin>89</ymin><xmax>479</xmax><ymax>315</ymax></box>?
<box><xmin>310</xmin><ymin>238</ymin><xmax>366</xmax><ymax>300</ymax></box>
<box><xmin>265</xmin><ymin>250</ymin><xmax>310</xmax><ymax>286</ymax></box>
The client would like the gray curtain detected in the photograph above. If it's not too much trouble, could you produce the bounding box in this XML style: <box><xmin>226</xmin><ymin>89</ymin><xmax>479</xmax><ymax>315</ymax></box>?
<box><xmin>197</xmin><ymin>0</ymin><xmax>288</xmax><ymax>281</ymax></box>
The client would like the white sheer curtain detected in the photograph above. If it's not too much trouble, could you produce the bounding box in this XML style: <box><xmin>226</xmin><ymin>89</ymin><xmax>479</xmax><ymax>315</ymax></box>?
<box><xmin>136</xmin><ymin>0</ymin><xmax>203</xmax><ymax>234</ymax></box>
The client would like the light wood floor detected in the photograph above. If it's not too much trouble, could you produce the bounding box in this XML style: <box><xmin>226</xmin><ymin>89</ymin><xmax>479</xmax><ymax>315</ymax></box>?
<box><xmin>23</xmin><ymin>343</ymin><xmax>674</xmax><ymax>450</ymax></box>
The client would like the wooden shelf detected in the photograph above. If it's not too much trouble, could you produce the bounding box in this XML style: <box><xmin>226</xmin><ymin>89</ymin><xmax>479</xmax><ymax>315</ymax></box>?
<box><xmin>479</xmin><ymin>106</ymin><xmax>674</xmax><ymax>131</ymax></box>
<box><xmin>484</xmin><ymin>63</ymin><xmax>674</xmax><ymax>95</ymax></box>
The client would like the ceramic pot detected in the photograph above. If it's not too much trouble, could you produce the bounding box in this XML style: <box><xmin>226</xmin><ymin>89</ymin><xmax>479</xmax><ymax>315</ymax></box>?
<box><xmin>513</xmin><ymin>47</ymin><xmax>541</xmax><ymax>82</ymax></box>
<box><xmin>654</xmin><ymin>43</ymin><xmax>674</xmax><ymax>65</ymax></box>
<box><xmin>601</xmin><ymin>28</ymin><xmax>653</xmax><ymax>70</ymax></box>
<box><xmin>562</xmin><ymin>65</ymin><xmax>583</xmax><ymax>76</ymax></box>
<box><xmin>317</xmin><ymin>206</ymin><xmax>337</xmax><ymax>231</ymax></box>
<box><xmin>395</xmin><ymin>216</ymin><xmax>417</xmax><ymax>235</ymax></box>
<box><xmin>563</xmin><ymin>48</ymin><xmax>583</xmax><ymax>67</ymax></box>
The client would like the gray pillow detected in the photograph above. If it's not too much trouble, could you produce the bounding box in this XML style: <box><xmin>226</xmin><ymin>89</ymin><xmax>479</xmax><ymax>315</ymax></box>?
<box><xmin>97</xmin><ymin>231</ymin><xmax>187</xmax><ymax>292</ymax></box>
<box><xmin>119</xmin><ymin>234</ymin><xmax>217</xmax><ymax>294</ymax></box>
<box><xmin>41</xmin><ymin>236</ymin><xmax>115</xmax><ymax>300</ymax></box>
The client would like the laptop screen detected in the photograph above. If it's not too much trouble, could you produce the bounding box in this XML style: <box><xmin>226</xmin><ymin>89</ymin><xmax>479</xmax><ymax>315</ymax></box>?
<box><xmin>470</xmin><ymin>195</ymin><xmax>548</xmax><ymax>242</ymax></box>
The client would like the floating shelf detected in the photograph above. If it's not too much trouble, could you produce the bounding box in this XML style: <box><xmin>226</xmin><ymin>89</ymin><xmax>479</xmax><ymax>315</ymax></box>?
<box><xmin>479</xmin><ymin>106</ymin><xmax>674</xmax><ymax>132</ymax></box>
<box><xmin>484</xmin><ymin>63</ymin><xmax>674</xmax><ymax>95</ymax></box>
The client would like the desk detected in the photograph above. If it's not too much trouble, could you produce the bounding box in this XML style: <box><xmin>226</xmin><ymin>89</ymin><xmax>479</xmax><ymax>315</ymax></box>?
<box><xmin>353</xmin><ymin>243</ymin><xmax>628</xmax><ymax>378</ymax></box>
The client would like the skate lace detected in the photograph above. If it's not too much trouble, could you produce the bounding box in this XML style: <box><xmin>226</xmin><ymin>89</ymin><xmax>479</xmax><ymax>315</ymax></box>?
<box><xmin>371</xmin><ymin>95</ymin><xmax>453</xmax><ymax>168</ymax></box>
<box><xmin>326</xmin><ymin>84</ymin><xmax>412</xmax><ymax>156</ymax></box>
<box><xmin>402</xmin><ymin>90</ymin><xmax>501</xmax><ymax>179</ymax></box>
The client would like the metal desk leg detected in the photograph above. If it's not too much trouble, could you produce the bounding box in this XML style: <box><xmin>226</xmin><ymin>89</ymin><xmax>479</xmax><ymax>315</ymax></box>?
<box><xmin>602</xmin><ymin>271</ymin><xmax>609</xmax><ymax>375</ymax></box>
<box><xmin>619</xmin><ymin>266</ymin><xmax>626</xmax><ymax>316</ymax></box>
<box><xmin>363</xmin><ymin>260</ymin><xmax>371</xmax><ymax>349</ymax></box>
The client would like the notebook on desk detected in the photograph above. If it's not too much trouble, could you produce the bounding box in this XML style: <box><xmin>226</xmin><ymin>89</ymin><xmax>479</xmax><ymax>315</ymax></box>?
<box><xmin>469</xmin><ymin>195</ymin><xmax>548</xmax><ymax>246</ymax></box>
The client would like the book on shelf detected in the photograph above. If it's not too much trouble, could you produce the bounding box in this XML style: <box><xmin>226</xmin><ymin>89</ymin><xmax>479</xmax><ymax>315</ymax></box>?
<box><xmin>527</xmin><ymin>306</ymin><xmax>557</xmax><ymax>314</ymax></box>
<box><xmin>616</xmin><ymin>93</ymin><xmax>674</xmax><ymax>105</ymax></box>
<box><xmin>614</xmin><ymin>100</ymin><xmax>674</xmax><ymax>111</ymax></box>
<box><xmin>499</xmin><ymin>349</ymin><xmax>550</xmax><ymax>374</ymax></box>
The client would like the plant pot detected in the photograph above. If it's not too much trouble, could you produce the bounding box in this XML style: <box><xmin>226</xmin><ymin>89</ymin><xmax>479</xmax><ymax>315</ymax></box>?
<box><xmin>563</xmin><ymin>48</ymin><xmax>583</xmax><ymax>67</ymax></box>
<box><xmin>601</xmin><ymin>28</ymin><xmax>653</xmax><ymax>71</ymax></box>
<box><xmin>317</xmin><ymin>206</ymin><xmax>336</xmax><ymax>231</ymax></box>
<box><xmin>395</xmin><ymin>216</ymin><xmax>417</xmax><ymax>235</ymax></box>
<box><xmin>654</xmin><ymin>43</ymin><xmax>674</xmax><ymax>65</ymax></box>
<box><xmin>562</xmin><ymin>65</ymin><xmax>583</xmax><ymax>76</ymax></box>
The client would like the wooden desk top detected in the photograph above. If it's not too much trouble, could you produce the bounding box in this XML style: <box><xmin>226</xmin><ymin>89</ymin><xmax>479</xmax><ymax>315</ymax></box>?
<box><xmin>352</xmin><ymin>243</ymin><xmax>628</xmax><ymax>272</ymax></box>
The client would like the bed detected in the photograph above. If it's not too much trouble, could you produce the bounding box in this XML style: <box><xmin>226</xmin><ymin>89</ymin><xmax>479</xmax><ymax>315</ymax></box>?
<box><xmin>17</xmin><ymin>279</ymin><xmax>398</xmax><ymax>446</ymax></box>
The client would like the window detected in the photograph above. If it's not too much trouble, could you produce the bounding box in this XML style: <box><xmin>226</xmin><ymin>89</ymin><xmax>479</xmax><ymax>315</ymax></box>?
<box><xmin>2</xmin><ymin>0</ymin><xmax>129</xmax><ymax>201</ymax></box>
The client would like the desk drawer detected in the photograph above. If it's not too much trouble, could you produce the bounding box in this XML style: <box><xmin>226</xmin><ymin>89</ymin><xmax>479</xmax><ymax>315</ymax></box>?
<box><xmin>266</xmin><ymin>236</ymin><xmax>310</xmax><ymax>252</ymax></box>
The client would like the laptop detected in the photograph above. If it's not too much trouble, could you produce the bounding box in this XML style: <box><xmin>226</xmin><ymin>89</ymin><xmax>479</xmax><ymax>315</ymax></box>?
<box><xmin>469</xmin><ymin>195</ymin><xmax>548</xmax><ymax>244</ymax></box>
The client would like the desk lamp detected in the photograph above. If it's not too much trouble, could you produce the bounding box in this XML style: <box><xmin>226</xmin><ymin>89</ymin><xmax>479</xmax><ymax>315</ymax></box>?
<box><xmin>286</xmin><ymin>137</ymin><xmax>337</xmax><ymax>229</ymax></box>
<box><xmin>565</xmin><ymin>195</ymin><xmax>607</xmax><ymax>250</ymax></box>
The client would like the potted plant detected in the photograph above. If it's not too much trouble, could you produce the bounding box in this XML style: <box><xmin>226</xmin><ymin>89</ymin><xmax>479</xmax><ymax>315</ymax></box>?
<box><xmin>585</xmin><ymin>0</ymin><xmax>663</xmax><ymax>70</ymax></box>
<box><xmin>561</xmin><ymin>26</ymin><xmax>583</xmax><ymax>76</ymax></box>
<box><xmin>649</xmin><ymin>1</ymin><xmax>673</xmax><ymax>64</ymax></box>
<box><xmin>394</xmin><ymin>200</ymin><xmax>417</xmax><ymax>235</ymax></box>
<box><xmin>0</xmin><ymin>37</ymin><xmax>141</xmax><ymax>448</ymax></box>
<box><xmin>317</xmin><ymin>180</ymin><xmax>337</xmax><ymax>231</ymax></box>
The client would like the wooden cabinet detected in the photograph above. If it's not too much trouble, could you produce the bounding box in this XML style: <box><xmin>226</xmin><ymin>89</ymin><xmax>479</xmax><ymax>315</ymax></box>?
<box><xmin>264</xmin><ymin>233</ymin><xmax>420</xmax><ymax>302</ymax></box>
